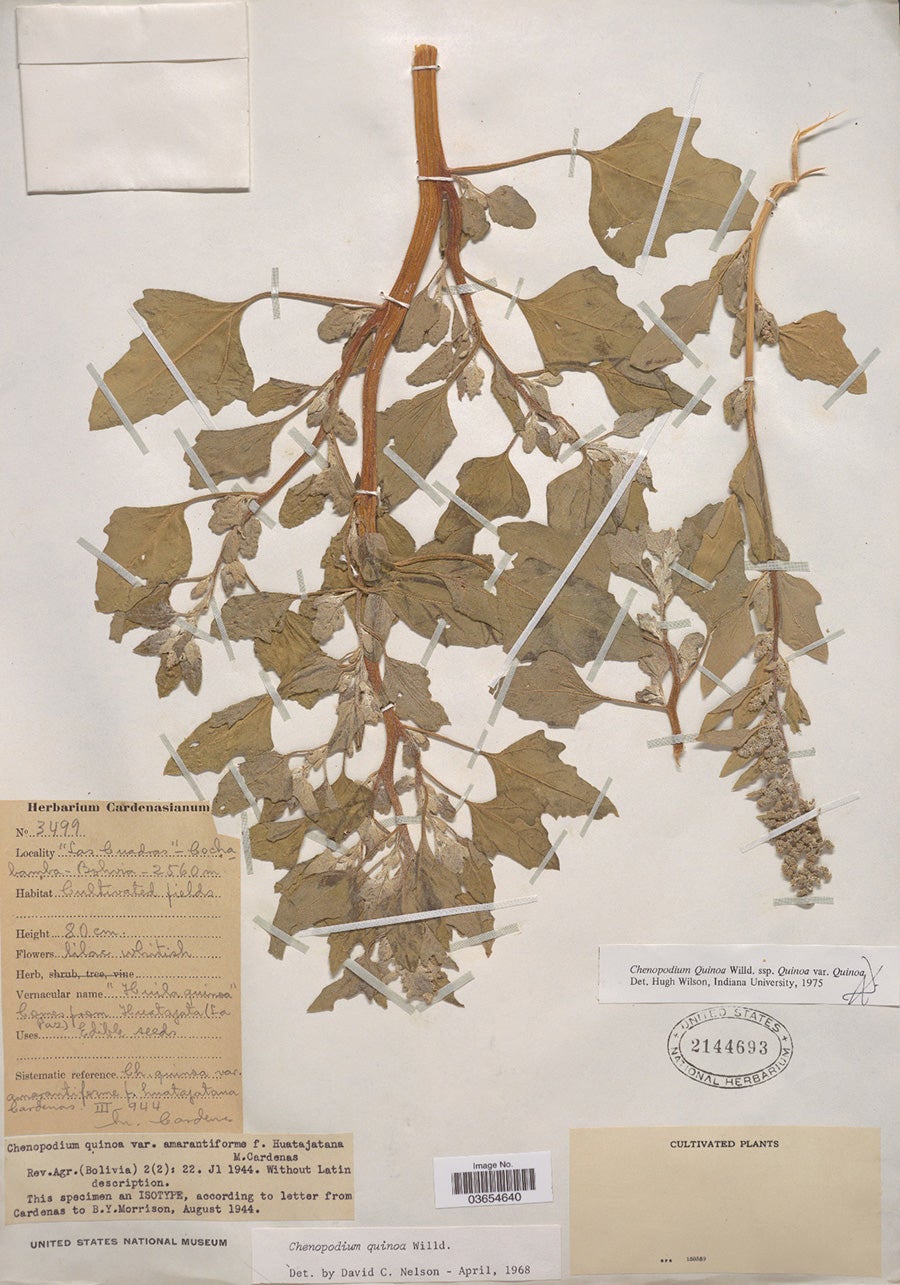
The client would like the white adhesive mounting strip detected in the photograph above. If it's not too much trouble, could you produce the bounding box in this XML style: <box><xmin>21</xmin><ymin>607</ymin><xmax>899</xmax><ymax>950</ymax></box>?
<box><xmin>128</xmin><ymin>306</ymin><xmax>217</xmax><ymax>433</ymax></box>
<box><xmin>175</xmin><ymin>426</ymin><xmax>220</xmax><ymax>493</ymax></box>
<box><xmin>259</xmin><ymin>667</ymin><xmax>291</xmax><ymax>721</ymax></box>
<box><xmin>486</xmin><ymin>551</ymin><xmax>512</xmax><ymax>589</ymax></box>
<box><xmin>673</xmin><ymin>373</ymin><xmax>716</xmax><ymax>426</ymax></box>
<box><xmin>271</xmin><ymin>267</ymin><xmax>280</xmax><ymax>320</ymax></box>
<box><xmin>426</xmin><ymin>971</ymin><xmax>475</xmax><ymax>1006</ymax></box>
<box><xmin>639</xmin><ymin>301</ymin><xmax>703</xmax><ymax>368</ymax></box>
<box><xmin>228</xmin><ymin>760</ymin><xmax>261</xmax><ymax>820</ymax></box>
<box><xmin>580</xmin><ymin>777</ymin><xmax>613</xmax><ymax>837</ymax></box>
<box><xmin>568</xmin><ymin>127</ymin><xmax>580</xmax><ymax>178</ymax></box>
<box><xmin>709</xmin><ymin>168</ymin><xmax>757</xmax><ymax>250</ymax></box>
<box><xmin>420</xmin><ymin>617</ymin><xmax>447</xmax><ymax>664</ymax></box>
<box><xmin>87</xmin><ymin>363</ymin><xmax>148</xmax><ymax>453</ymax></box>
<box><xmin>240</xmin><ymin>811</ymin><xmax>253</xmax><ymax>875</ymax></box>
<box><xmin>504</xmin><ymin>277</ymin><xmax>525</xmax><ymax>320</ymax></box>
<box><xmin>384</xmin><ymin>814</ymin><xmax>422</xmax><ymax>828</ymax></box>
<box><xmin>253</xmin><ymin>915</ymin><xmax>310</xmax><ymax>954</ymax></box>
<box><xmin>432</xmin><ymin>480</ymin><xmax>499</xmax><ymax>535</ymax></box>
<box><xmin>698</xmin><ymin>664</ymin><xmax>735</xmax><ymax>696</ymax></box>
<box><xmin>467</xmin><ymin>727</ymin><xmax>489</xmax><ymax>770</ymax></box>
<box><xmin>77</xmin><ymin>536</ymin><xmax>145</xmax><ymax>587</ymax></box>
<box><xmin>452</xmin><ymin>784</ymin><xmax>473</xmax><ymax>817</ymax></box>
<box><xmin>449</xmin><ymin>922</ymin><xmax>520</xmax><ymax>952</ymax></box>
<box><xmin>247</xmin><ymin>496</ymin><xmax>277</xmax><ymax>529</ymax></box>
<box><xmin>383</xmin><ymin>443</ymin><xmax>443</xmax><ymax>503</ymax></box>
<box><xmin>295</xmin><ymin>568</ymin><xmax>307</xmax><ymax>599</ymax></box>
<box><xmin>292</xmin><ymin>895</ymin><xmax>537</xmax><ymax>939</ymax></box>
<box><xmin>411</xmin><ymin>63</ymin><xmax>440</xmax><ymax>71</ymax></box>
<box><xmin>747</xmin><ymin>558</ymin><xmax>809</xmax><ymax>573</ymax></box>
<box><xmin>647</xmin><ymin>732</ymin><xmax>698</xmax><ymax>748</ymax></box>
<box><xmin>453</xmin><ymin>277</ymin><xmax>497</xmax><ymax>296</ymax></box>
<box><xmin>740</xmin><ymin>792</ymin><xmax>860</xmax><ymax>853</ymax></box>
<box><xmin>587</xmin><ymin>587</ymin><xmax>638</xmax><ymax>680</ymax></box>
<box><xmin>344</xmin><ymin>958</ymin><xmax>415</xmax><ymax>1014</ymax></box>
<box><xmin>673</xmin><ymin>562</ymin><xmax>715</xmax><ymax>591</ymax></box>
<box><xmin>772</xmin><ymin>895</ymin><xmax>834</xmax><ymax>907</ymax></box>
<box><xmin>823</xmin><ymin>347</ymin><xmax>880</xmax><ymax>409</ymax></box>
<box><xmin>417</xmin><ymin>175</ymin><xmax>456</xmax><ymax>183</ymax></box>
<box><xmin>637</xmin><ymin>73</ymin><xmax>703</xmax><ymax>274</ymax></box>
<box><xmin>657</xmin><ymin>618</ymin><xmax>692</xmax><ymax>631</ymax></box>
<box><xmin>176</xmin><ymin>615</ymin><xmax>216</xmax><ymax>645</ymax></box>
<box><xmin>209</xmin><ymin>597</ymin><xmax>235</xmax><ymax>661</ymax></box>
<box><xmin>487</xmin><ymin>660</ymin><xmax>520</xmax><ymax>727</ymax></box>
<box><xmin>786</xmin><ymin>628</ymin><xmax>844</xmax><ymax>661</ymax></box>
<box><xmin>503</xmin><ymin>418</ymin><xmax>667</xmax><ymax>676</ymax></box>
<box><xmin>159</xmin><ymin>733</ymin><xmax>205</xmax><ymax>801</ymax></box>
<box><xmin>287</xmin><ymin>426</ymin><xmax>328</xmax><ymax>469</ymax></box>
<box><xmin>559</xmin><ymin>424</ymin><xmax>607</xmax><ymax>462</ymax></box>
<box><xmin>529</xmin><ymin>828</ymin><xmax>569</xmax><ymax>884</ymax></box>
<box><xmin>787</xmin><ymin>747</ymin><xmax>816</xmax><ymax>759</ymax></box>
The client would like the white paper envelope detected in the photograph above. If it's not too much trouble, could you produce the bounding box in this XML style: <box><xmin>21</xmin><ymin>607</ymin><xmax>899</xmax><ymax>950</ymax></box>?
<box><xmin>16</xmin><ymin>2</ymin><xmax>250</xmax><ymax>192</ymax></box>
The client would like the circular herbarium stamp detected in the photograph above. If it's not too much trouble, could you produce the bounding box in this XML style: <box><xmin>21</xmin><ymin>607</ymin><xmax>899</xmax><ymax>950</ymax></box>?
<box><xmin>667</xmin><ymin>1004</ymin><xmax>793</xmax><ymax>1089</ymax></box>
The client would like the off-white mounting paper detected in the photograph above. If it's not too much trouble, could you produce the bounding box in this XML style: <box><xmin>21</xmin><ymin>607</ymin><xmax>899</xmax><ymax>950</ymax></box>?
<box><xmin>16</xmin><ymin>2</ymin><xmax>250</xmax><ymax>192</ymax></box>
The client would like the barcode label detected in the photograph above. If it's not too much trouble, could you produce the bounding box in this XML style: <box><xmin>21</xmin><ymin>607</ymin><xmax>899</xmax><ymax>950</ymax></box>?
<box><xmin>451</xmin><ymin>1167</ymin><xmax>536</xmax><ymax>1196</ymax></box>
<box><xmin>434</xmin><ymin>1152</ymin><xmax>552</xmax><ymax>1208</ymax></box>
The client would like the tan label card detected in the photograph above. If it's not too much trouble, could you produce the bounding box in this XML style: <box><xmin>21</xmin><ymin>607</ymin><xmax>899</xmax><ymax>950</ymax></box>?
<box><xmin>1</xmin><ymin>801</ymin><xmax>242</xmax><ymax>1135</ymax></box>
<box><xmin>570</xmin><ymin>1126</ymin><xmax>881</xmax><ymax>1278</ymax></box>
<box><xmin>5</xmin><ymin>1133</ymin><xmax>353</xmax><ymax>1223</ymax></box>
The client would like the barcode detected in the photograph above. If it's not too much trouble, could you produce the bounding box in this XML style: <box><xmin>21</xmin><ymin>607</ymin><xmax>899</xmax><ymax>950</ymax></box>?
<box><xmin>451</xmin><ymin>1167</ymin><xmax>536</xmax><ymax>1196</ymax></box>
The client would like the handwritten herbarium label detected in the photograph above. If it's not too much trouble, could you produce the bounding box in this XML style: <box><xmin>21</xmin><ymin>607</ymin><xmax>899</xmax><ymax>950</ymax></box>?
<box><xmin>0</xmin><ymin>801</ymin><xmax>242</xmax><ymax>1136</ymax></box>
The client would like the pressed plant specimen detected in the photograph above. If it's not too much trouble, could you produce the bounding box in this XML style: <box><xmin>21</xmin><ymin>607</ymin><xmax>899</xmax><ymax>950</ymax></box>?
<box><xmin>86</xmin><ymin>46</ymin><xmax>866</xmax><ymax>1009</ymax></box>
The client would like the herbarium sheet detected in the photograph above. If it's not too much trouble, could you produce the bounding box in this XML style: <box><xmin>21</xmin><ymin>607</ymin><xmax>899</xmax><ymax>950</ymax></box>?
<box><xmin>1</xmin><ymin>1</ymin><xmax>898</xmax><ymax>1283</ymax></box>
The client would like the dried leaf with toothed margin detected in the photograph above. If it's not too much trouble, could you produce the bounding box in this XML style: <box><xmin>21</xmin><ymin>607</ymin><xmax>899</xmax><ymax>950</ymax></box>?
<box><xmin>246</xmin><ymin>378</ymin><xmax>313</xmax><ymax>415</ymax></box>
<box><xmin>376</xmin><ymin>386</ymin><xmax>456</xmax><ymax>508</ymax></box>
<box><xmin>629</xmin><ymin>257</ymin><xmax>732</xmax><ymax>371</ymax></box>
<box><xmin>778</xmin><ymin>310</ymin><xmax>867</xmax><ymax>392</ymax></box>
<box><xmin>213</xmin><ymin>591</ymin><xmax>295</xmax><ymax>643</ymax></box>
<box><xmin>455</xmin><ymin>452</ymin><xmax>530</xmax><ymax>521</ymax></box>
<box><xmin>469</xmin><ymin>801</ymin><xmax>555</xmax><ymax>872</ymax></box>
<box><xmin>753</xmin><ymin>573</ymin><xmax>829</xmax><ymax>661</ymax></box>
<box><xmin>592</xmin><ymin>361</ymin><xmax>709</xmax><ymax>419</ymax></box>
<box><xmin>519</xmin><ymin>267</ymin><xmax>645</xmax><ymax>367</ymax></box>
<box><xmin>458</xmin><ymin>182</ymin><xmax>491</xmax><ymax>243</ymax></box>
<box><xmin>311</xmin><ymin>594</ymin><xmax>346</xmax><ymax>643</ymax></box>
<box><xmin>429</xmin><ymin>503</ymin><xmax>480</xmax><ymax>555</ymax></box>
<box><xmin>279</xmin><ymin>651</ymin><xmax>343</xmax><ymax>708</ymax></box>
<box><xmin>784</xmin><ymin>685</ymin><xmax>811</xmax><ymax>733</ymax></box>
<box><xmin>486</xmin><ymin>185</ymin><xmax>536</xmax><ymax>229</ymax></box>
<box><xmin>677</xmin><ymin>632</ymin><xmax>705</xmax><ymax>680</ymax></box>
<box><xmin>721</xmin><ymin>244</ymin><xmax>748</xmax><ymax>315</ymax></box>
<box><xmin>485</xmin><ymin>730</ymin><xmax>607</xmax><ymax>822</ymax></box>
<box><xmin>89</xmin><ymin>291</ymin><xmax>255</xmax><ymax>430</ymax></box>
<box><xmin>730</xmin><ymin>445</ymin><xmax>773</xmax><ymax>562</ymax></box>
<box><xmin>584</xmin><ymin>110</ymin><xmax>757</xmax><ymax>267</ymax></box>
<box><xmin>612</xmin><ymin>408</ymin><xmax>656</xmax><ymax>438</ymax></box>
<box><xmin>279</xmin><ymin>454</ymin><xmax>354</xmax><ymax>529</ymax></box>
<box><xmin>690</xmin><ymin>495</ymin><xmax>744</xmax><ymax>584</ymax></box>
<box><xmin>254</xmin><ymin>610</ymin><xmax>320</xmax><ymax>679</ymax></box>
<box><xmin>407</xmin><ymin>342</ymin><xmax>455</xmax><ymax>387</ymax></box>
<box><xmin>504</xmin><ymin>652</ymin><xmax>602</xmax><ymax>728</ymax></box>
<box><xmin>382</xmin><ymin>656</ymin><xmax>448</xmax><ymax>733</ymax></box>
<box><xmin>186</xmin><ymin>421</ymin><xmax>281</xmax><ymax>488</ymax></box>
<box><xmin>96</xmin><ymin>504</ymin><xmax>191</xmax><ymax>618</ymax></box>
<box><xmin>394</xmin><ymin>291</ymin><xmax>451</xmax><ymax>352</ymax></box>
<box><xmin>456</xmin><ymin>357</ymin><xmax>485</xmax><ymax>400</ymax></box>
<box><xmin>317</xmin><ymin>304</ymin><xmax>375</xmax><ymax>343</ymax></box>
<box><xmin>386</xmin><ymin>554</ymin><xmax>500</xmax><ymax>649</ymax></box>
<box><xmin>724</xmin><ymin>385</ymin><xmax>748</xmax><ymax>428</ymax></box>
<box><xmin>163</xmin><ymin>695</ymin><xmax>273</xmax><ymax>776</ymax></box>
<box><xmin>270</xmin><ymin>854</ymin><xmax>359</xmax><ymax>949</ymax></box>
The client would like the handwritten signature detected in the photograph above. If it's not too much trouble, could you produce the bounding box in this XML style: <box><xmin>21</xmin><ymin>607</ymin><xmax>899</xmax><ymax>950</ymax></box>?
<box><xmin>842</xmin><ymin>956</ymin><xmax>882</xmax><ymax>1005</ymax></box>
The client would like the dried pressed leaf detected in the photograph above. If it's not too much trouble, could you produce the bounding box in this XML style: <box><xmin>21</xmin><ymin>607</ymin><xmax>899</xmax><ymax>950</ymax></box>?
<box><xmin>246</xmin><ymin>378</ymin><xmax>313</xmax><ymax>415</ymax></box>
<box><xmin>585</xmin><ymin>109</ymin><xmax>757</xmax><ymax>267</ymax></box>
<box><xmin>486</xmin><ymin>185</ymin><xmax>536</xmax><ymax>229</ymax></box>
<box><xmin>279</xmin><ymin>651</ymin><xmax>344</xmax><ymax>708</ymax></box>
<box><xmin>89</xmin><ymin>291</ymin><xmax>253</xmax><ymax>430</ymax></box>
<box><xmin>97</xmin><ymin>504</ymin><xmax>191</xmax><ymax>616</ymax></box>
<box><xmin>629</xmin><ymin>260</ymin><xmax>730</xmax><ymax>371</ymax></box>
<box><xmin>386</xmin><ymin>556</ymin><xmax>500</xmax><ymax>649</ymax></box>
<box><xmin>317</xmin><ymin>305</ymin><xmax>375</xmax><ymax>343</ymax></box>
<box><xmin>485</xmin><ymin>730</ymin><xmax>607</xmax><ymax>822</ymax></box>
<box><xmin>519</xmin><ymin>267</ymin><xmax>645</xmax><ymax>366</ymax></box>
<box><xmin>279</xmin><ymin>456</ymin><xmax>353</xmax><ymax>528</ymax></box>
<box><xmin>766</xmin><ymin>574</ymin><xmax>828</xmax><ymax>661</ymax></box>
<box><xmin>730</xmin><ymin>445</ymin><xmax>774</xmax><ymax>562</ymax></box>
<box><xmin>186</xmin><ymin>421</ymin><xmax>281</xmax><ymax>488</ymax></box>
<box><xmin>214</xmin><ymin>591</ymin><xmax>296</xmax><ymax>643</ymax></box>
<box><xmin>504</xmin><ymin>652</ymin><xmax>602</xmax><ymax>728</ymax></box>
<box><xmin>593</xmin><ymin>361</ymin><xmax>710</xmax><ymax>419</ymax></box>
<box><xmin>382</xmin><ymin>656</ymin><xmax>448</xmax><ymax>733</ymax></box>
<box><xmin>778</xmin><ymin>310</ymin><xmax>866</xmax><ymax>393</ymax></box>
<box><xmin>407</xmin><ymin>341</ymin><xmax>456</xmax><ymax>387</ymax></box>
<box><xmin>254</xmin><ymin>611</ymin><xmax>320</xmax><ymax>679</ymax></box>
<box><xmin>163</xmin><ymin>695</ymin><xmax>273</xmax><ymax>776</ymax></box>
<box><xmin>377</xmin><ymin>387</ymin><xmax>457</xmax><ymax>508</ymax></box>
<box><xmin>394</xmin><ymin>292</ymin><xmax>450</xmax><ymax>353</ymax></box>
<box><xmin>469</xmin><ymin>801</ymin><xmax>555</xmax><ymax>871</ymax></box>
<box><xmin>456</xmin><ymin>452</ymin><xmax>530</xmax><ymax>520</ymax></box>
